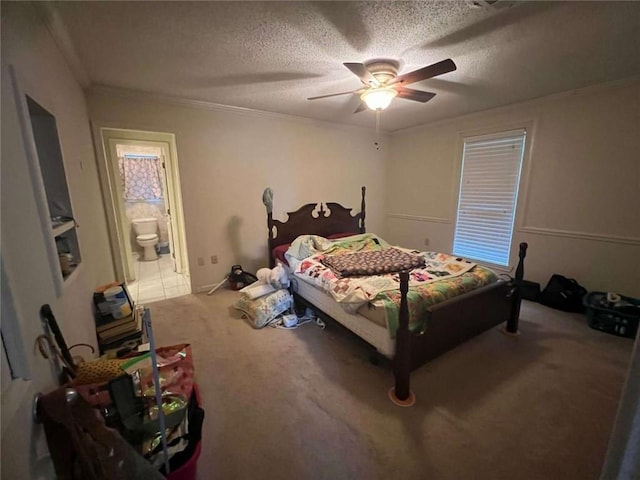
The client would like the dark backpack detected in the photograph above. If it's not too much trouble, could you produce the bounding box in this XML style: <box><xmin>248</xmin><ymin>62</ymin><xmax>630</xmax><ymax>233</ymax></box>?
<box><xmin>228</xmin><ymin>265</ymin><xmax>258</xmax><ymax>290</ymax></box>
<box><xmin>539</xmin><ymin>274</ymin><xmax>588</xmax><ymax>313</ymax></box>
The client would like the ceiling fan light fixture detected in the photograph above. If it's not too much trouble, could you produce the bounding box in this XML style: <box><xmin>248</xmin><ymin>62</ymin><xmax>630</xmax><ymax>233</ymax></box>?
<box><xmin>361</xmin><ymin>87</ymin><xmax>398</xmax><ymax>111</ymax></box>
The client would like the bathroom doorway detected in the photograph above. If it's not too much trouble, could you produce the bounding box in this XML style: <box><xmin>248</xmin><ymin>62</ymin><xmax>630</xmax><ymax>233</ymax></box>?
<box><xmin>96</xmin><ymin>128</ymin><xmax>190</xmax><ymax>304</ymax></box>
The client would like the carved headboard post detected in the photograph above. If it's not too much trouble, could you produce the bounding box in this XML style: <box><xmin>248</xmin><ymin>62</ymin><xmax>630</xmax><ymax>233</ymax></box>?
<box><xmin>264</xmin><ymin>186</ymin><xmax>367</xmax><ymax>268</ymax></box>
<box><xmin>267</xmin><ymin>211</ymin><xmax>275</xmax><ymax>268</ymax></box>
<box><xmin>360</xmin><ymin>186</ymin><xmax>366</xmax><ymax>233</ymax></box>
<box><xmin>263</xmin><ymin>188</ymin><xmax>276</xmax><ymax>268</ymax></box>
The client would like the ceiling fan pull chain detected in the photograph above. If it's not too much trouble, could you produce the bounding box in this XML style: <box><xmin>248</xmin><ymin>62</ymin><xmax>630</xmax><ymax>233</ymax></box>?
<box><xmin>374</xmin><ymin>110</ymin><xmax>381</xmax><ymax>150</ymax></box>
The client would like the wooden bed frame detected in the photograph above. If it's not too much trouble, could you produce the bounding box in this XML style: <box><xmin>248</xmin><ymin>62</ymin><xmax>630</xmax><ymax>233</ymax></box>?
<box><xmin>264</xmin><ymin>186</ymin><xmax>527</xmax><ymax>406</ymax></box>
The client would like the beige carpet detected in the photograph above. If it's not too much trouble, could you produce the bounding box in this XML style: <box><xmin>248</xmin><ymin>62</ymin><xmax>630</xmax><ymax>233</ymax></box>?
<box><xmin>146</xmin><ymin>290</ymin><xmax>633</xmax><ymax>480</ymax></box>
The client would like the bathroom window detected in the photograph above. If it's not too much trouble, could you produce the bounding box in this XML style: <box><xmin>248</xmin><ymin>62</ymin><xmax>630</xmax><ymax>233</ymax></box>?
<box><xmin>118</xmin><ymin>155</ymin><xmax>164</xmax><ymax>201</ymax></box>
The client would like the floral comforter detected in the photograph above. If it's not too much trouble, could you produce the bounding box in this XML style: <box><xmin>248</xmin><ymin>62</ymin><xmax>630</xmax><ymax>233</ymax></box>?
<box><xmin>286</xmin><ymin>233</ymin><xmax>498</xmax><ymax>336</ymax></box>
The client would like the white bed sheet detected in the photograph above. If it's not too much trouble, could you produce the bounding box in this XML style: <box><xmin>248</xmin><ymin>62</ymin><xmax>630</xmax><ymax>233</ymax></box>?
<box><xmin>286</xmin><ymin>259</ymin><xmax>395</xmax><ymax>358</ymax></box>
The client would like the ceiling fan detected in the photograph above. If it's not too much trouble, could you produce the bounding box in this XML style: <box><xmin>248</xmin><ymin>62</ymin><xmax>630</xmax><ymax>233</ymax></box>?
<box><xmin>308</xmin><ymin>58</ymin><xmax>457</xmax><ymax>113</ymax></box>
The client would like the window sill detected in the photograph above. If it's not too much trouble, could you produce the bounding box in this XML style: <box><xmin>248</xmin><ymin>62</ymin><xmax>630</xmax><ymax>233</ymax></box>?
<box><xmin>467</xmin><ymin>259</ymin><xmax>514</xmax><ymax>276</ymax></box>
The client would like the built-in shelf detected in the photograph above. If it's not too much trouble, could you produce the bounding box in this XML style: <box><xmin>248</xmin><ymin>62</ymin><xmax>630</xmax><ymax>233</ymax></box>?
<box><xmin>25</xmin><ymin>94</ymin><xmax>82</xmax><ymax>295</ymax></box>
<box><xmin>62</xmin><ymin>263</ymin><xmax>80</xmax><ymax>284</ymax></box>
<box><xmin>52</xmin><ymin>220</ymin><xmax>75</xmax><ymax>237</ymax></box>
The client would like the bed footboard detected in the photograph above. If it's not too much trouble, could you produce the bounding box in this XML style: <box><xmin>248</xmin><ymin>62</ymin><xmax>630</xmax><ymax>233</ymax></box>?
<box><xmin>391</xmin><ymin>243</ymin><xmax>528</xmax><ymax>405</ymax></box>
<box><xmin>409</xmin><ymin>281</ymin><xmax>512</xmax><ymax>369</ymax></box>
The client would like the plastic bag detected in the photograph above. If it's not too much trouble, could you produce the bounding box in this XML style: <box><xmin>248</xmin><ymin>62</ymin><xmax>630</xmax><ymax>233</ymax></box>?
<box><xmin>121</xmin><ymin>343</ymin><xmax>195</xmax><ymax>399</ymax></box>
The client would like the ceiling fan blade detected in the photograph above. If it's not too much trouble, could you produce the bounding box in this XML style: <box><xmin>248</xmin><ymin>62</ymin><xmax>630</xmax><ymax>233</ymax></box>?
<box><xmin>307</xmin><ymin>91</ymin><xmax>357</xmax><ymax>101</ymax></box>
<box><xmin>388</xmin><ymin>59</ymin><xmax>457</xmax><ymax>86</ymax></box>
<box><xmin>353</xmin><ymin>102</ymin><xmax>367</xmax><ymax>114</ymax></box>
<box><xmin>395</xmin><ymin>87</ymin><xmax>436</xmax><ymax>103</ymax></box>
<box><xmin>343</xmin><ymin>62</ymin><xmax>379</xmax><ymax>87</ymax></box>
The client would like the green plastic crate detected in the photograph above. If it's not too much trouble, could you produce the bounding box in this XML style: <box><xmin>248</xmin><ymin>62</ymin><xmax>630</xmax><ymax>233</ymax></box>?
<box><xmin>583</xmin><ymin>292</ymin><xmax>640</xmax><ymax>338</ymax></box>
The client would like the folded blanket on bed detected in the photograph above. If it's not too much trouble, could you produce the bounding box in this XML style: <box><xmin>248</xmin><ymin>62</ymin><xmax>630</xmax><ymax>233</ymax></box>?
<box><xmin>321</xmin><ymin>247</ymin><xmax>425</xmax><ymax>277</ymax></box>
<box><xmin>285</xmin><ymin>233</ymin><xmax>389</xmax><ymax>264</ymax></box>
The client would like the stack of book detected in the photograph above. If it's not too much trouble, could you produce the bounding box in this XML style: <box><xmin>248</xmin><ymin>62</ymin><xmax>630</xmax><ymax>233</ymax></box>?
<box><xmin>96</xmin><ymin>309</ymin><xmax>143</xmax><ymax>350</ymax></box>
<box><xmin>93</xmin><ymin>282</ymin><xmax>144</xmax><ymax>354</ymax></box>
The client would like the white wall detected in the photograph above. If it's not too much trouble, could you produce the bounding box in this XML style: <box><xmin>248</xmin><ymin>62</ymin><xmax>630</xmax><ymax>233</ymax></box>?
<box><xmin>1</xmin><ymin>3</ymin><xmax>115</xmax><ymax>478</ymax></box>
<box><xmin>86</xmin><ymin>91</ymin><xmax>389</xmax><ymax>291</ymax></box>
<box><xmin>386</xmin><ymin>81</ymin><xmax>640</xmax><ymax>297</ymax></box>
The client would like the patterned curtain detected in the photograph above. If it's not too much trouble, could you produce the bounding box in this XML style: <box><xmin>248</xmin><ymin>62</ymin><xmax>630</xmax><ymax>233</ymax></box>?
<box><xmin>118</xmin><ymin>155</ymin><xmax>164</xmax><ymax>200</ymax></box>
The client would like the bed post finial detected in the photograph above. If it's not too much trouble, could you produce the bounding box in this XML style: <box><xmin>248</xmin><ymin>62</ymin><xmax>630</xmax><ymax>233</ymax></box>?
<box><xmin>263</xmin><ymin>188</ymin><xmax>275</xmax><ymax>268</ymax></box>
<box><xmin>360</xmin><ymin>186</ymin><xmax>366</xmax><ymax>233</ymax></box>
<box><xmin>262</xmin><ymin>187</ymin><xmax>273</xmax><ymax>214</ymax></box>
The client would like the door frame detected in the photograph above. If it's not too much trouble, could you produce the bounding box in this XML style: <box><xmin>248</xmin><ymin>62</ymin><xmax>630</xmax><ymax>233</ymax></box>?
<box><xmin>92</xmin><ymin>126</ymin><xmax>189</xmax><ymax>283</ymax></box>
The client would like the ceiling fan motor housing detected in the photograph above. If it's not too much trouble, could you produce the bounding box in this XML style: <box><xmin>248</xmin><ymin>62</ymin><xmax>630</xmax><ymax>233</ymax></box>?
<box><xmin>364</xmin><ymin>59</ymin><xmax>400</xmax><ymax>85</ymax></box>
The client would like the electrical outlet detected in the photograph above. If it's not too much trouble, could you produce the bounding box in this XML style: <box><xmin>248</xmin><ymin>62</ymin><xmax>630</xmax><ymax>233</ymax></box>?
<box><xmin>424</xmin><ymin>237</ymin><xmax>430</xmax><ymax>246</ymax></box>
<box><xmin>211</xmin><ymin>255</ymin><xmax>218</xmax><ymax>264</ymax></box>
<box><xmin>197</xmin><ymin>257</ymin><xmax>205</xmax><ymax>266</ymax></box>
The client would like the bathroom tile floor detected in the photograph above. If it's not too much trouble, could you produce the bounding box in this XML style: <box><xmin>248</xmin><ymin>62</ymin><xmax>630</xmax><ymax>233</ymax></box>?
<box><xmin>126</xmin><ymin>253</ymin><xmax>191</xmax><ymax>305</ymax></box>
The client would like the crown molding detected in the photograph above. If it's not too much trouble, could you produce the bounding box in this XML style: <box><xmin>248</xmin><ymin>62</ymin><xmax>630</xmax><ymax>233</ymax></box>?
<box><xmin>391</xmin><ymin>76</ymin><xmax>640</xmax><ymax>135</ymax></box>
<box><xmin>87</xmin><ymin>85</ymin><xmax>388</xmax><ymax>135</ymax></box>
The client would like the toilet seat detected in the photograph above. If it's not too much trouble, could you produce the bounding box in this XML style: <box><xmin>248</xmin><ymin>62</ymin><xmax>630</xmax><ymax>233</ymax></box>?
<box><xmin>137</xmin><ymin>233</ymin><xmax>158</xmax><ymax>242</ymax></box>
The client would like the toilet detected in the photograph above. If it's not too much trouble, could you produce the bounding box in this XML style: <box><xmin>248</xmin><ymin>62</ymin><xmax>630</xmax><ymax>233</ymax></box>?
<box><xmin>132</xmin><ymin>217</ymin><xmax>159</xmax><ymax>261</ymax></box>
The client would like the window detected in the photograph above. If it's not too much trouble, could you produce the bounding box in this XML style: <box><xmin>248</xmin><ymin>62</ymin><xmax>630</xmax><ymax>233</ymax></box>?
<box><xmin>453</xmin><ymin>129</ymin><xmax>526</xmax><ymax>266</ymax></box>
<box><xmin>118</xmin><ymin>154</ymin><xmax>164</xmax><ymax>201</ymax></box>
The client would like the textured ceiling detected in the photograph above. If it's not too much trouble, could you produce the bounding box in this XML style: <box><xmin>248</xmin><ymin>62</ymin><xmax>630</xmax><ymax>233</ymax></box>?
<box><xmin>50</xmin><ymin>1</ymin><xmax>640</xmax><ymax>131</ymax></box>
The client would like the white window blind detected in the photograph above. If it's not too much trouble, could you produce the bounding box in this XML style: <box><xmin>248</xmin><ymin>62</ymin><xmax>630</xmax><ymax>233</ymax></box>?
<box><xmin>453</xmin><ymin>129</ymin><xmax>526</xmax><ymax>266</ymax></box>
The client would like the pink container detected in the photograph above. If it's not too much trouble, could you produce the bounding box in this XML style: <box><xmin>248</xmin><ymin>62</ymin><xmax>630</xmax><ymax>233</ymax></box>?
<box><xmin>165</xmin><ymin>383</ymin><xmax>202</xmax><ymax>480</ymax></box>
<box><xmin>166</xmin><ymin>441</ymin><xmax>201</xmax><ymax>480</ymax></box>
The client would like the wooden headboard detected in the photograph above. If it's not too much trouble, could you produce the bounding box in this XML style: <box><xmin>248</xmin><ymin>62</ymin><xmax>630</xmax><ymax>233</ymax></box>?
<box><xmin>264</xmin><ymin>186</ymin><xmax>366</xmax><ymax>267</ymax></box>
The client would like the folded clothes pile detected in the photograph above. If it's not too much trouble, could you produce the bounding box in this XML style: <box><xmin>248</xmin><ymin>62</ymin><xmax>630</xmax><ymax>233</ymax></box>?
<box><xmin>234</xmin><ymin>288</ymin><xmax>293</xmax><ymax>328</ymax></box>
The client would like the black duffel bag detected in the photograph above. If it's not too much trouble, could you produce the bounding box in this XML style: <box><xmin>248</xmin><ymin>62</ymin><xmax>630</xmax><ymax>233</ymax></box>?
<box><xmin>539</xmin><ymin>274</ymin><xmax>588</xmax><ymax>313</ymax></box>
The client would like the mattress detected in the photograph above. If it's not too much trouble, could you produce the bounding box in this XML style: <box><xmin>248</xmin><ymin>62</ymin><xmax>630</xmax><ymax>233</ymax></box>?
<box><xmin>285</xmin><ymin>254</ymin><xmax>388</xmax><ymax>326</ymax></box>
<box><xmin>292</xmin><ymin>276</ymin><xmax>396</xmax><ymax>358</ymax></box>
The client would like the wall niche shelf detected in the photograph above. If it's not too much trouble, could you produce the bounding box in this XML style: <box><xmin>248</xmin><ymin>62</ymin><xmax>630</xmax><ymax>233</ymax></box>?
<box><xmin>52</xmin><ymin>218</ymin><xmax>75</xmax><ymax>237</ymax></box>
<box><xmin>24</xmin><ymin>94</ymin><xmax>81</xmax><ymax>294</ymax></box>
<box><xmin>62</xmin><ymin>263</ymin><xmax>81</xmax><ymax>284</ymax></box>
